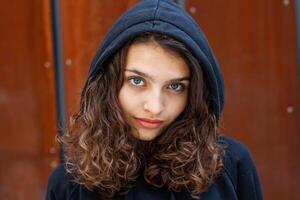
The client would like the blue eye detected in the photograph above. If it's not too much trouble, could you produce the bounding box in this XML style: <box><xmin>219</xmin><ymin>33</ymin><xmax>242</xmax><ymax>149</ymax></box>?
<box><xmin>129</xmin><ymin>77</ymin><xmax>145</xmax><ymax>86</ymax></box>
<box><xmin>169</xmin><ymin>83</ymin><xmax>184</xmax><ymax>92</ymax></box>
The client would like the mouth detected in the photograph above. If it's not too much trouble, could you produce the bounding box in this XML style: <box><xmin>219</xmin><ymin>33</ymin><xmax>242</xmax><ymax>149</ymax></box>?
<box><xmin>134</xmin><ymin>117</ymin><xmax>163</xmax><ymax>129</ymax></box>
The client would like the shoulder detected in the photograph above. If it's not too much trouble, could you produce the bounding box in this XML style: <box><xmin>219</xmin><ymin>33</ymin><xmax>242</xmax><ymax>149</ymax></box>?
<box><xmin>218</xmin><ymin>135</ymin><xmax>253</xmax><ymax>185</ymax></box>
<box><xmin>219</xmin><ymin>135</ymin><xmax>253</xmax><ymax>164</ymax></box>
<box><xmin>217</xmin><ymin>134</ymin><xmax>264</xmax><ymax>199</ymax></box>
<box><xmin>47</xmin><ymin>163</ymin><xmax>73</xmax><ymax>189</ymax></box>
<box><xmin>46</xmin><ymin>164</ymin><xmax>79</xmax><ymax>200</ymax></box>
<box><xmin>48</xmin><ymin>163</ymin><xmax>69</xmax><ymax>184</ymax></box>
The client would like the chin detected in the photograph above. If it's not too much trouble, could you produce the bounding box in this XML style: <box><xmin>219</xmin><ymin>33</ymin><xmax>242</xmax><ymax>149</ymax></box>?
<box><xmin>131</xmin><ymin>133</ymin><xmax>156</xmax><ymax>141</ymax></box>
<box><xmin>137</xmin><ymin>135</ymin><xmax>156</xmax><ymax>141</ymax></box>
<box><xmin>132</xmin><ymin>130</ymin><xmax>160</xmax><ymax>141</ymax></box>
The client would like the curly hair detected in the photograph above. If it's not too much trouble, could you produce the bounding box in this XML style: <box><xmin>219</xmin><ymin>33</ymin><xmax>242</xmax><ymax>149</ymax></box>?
<box><xmin>61</xmin><ymin>32</ymin><xmax>225</xmax><ymax>199</ymax></box>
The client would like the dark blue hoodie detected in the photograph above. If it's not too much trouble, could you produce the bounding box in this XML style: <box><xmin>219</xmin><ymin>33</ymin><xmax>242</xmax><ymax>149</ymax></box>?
<box><xmin>46</xmin><ymin>0</ymin><xmax>263</xmax><ymax>199</ymax></box>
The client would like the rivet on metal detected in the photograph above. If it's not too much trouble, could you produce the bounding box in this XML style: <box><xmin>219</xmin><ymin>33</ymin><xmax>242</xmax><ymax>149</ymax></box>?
<box><xmin>189</xmin><ymin>6</ymin><xmax>197</xmax><ymax>14</ymax></box>
<box><xmin>44</xmin><ymin>61</ymin><xmax>51</xmax><ymax>68</ymax></box>
<box><xmin>50</xmin><ymin>161</ymin><xmax>58</xmax><ymax>168</ymax></box>
<box><xmin>65</xmin><ymin>58</ymin><xmax>72</xmax><ymax>66</ymax></box>
<box><xmin>287</xmin><ymin>106</ymin><xmax>294</xmax><ymax>113</ymax></box>
<box><xmin>49</xmin><ymin>147</ymin><xmax>57</xmax><ymax>154</ymax></box>
<box><xmin>283</xmin><ymin>0</ymin><xmax>290</xmax><ymax>6</ymax></box>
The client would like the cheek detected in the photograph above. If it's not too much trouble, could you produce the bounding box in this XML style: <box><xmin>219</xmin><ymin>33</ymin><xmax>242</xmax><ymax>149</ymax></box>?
<box><xmin>167</xmin><ymin>95</ymin><xmax>188</xmax><ymax>119</ymax></box>
<box><xmin>118</xmin><ymin>86</ymin><xmax>138</xmax><ymax>114</ymax></box>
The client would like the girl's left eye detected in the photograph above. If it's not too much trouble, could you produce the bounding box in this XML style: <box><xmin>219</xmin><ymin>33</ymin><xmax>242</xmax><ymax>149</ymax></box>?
<box><xmin>168</xmin><ymin>83</ymin><xmax>184</xmax><ymax>92</ymax></box>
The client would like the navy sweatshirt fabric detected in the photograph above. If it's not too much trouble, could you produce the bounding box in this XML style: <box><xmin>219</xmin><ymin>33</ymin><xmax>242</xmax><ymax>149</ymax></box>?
<box><xmin>46</xmin><ymin>0</ymin><xmax>263</xmax><ymax>199</ymax></box>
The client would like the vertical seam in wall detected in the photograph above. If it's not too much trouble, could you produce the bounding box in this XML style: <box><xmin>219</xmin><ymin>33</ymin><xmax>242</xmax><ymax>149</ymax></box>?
<box><xmin>51</xmin><ymin>0</ymin><xmax>66</xmax><ymax>163</ymax></box>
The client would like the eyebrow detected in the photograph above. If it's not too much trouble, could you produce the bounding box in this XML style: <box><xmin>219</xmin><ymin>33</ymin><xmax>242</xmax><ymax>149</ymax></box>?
<box><xmin>124</xmin><ymin>69</ymin><xmax>190</xmax><ymax>82</ymax></box>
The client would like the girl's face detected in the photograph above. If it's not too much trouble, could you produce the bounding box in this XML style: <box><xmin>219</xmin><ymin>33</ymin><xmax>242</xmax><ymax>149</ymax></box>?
<box><xmin>118</xmin><ymin>42</ymin><xmax>190</xmax><ymax>141</ymax></box>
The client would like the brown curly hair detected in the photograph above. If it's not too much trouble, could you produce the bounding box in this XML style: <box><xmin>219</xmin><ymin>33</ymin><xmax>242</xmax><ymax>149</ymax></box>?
<box><xmin>61</xmin><ymin>32</ymin><xmax>225</xmax><ymax>199</ymax></box>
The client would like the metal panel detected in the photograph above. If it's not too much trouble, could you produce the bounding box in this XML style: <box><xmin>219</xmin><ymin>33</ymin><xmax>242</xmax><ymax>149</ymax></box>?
<box><xmin>186</xmin><ymin>0</ymin><xmax>300</xmax><ymax>199</ymax></box>
<box><xmin>0</xmin><ymin>0</ymin><xmax>59</xmax><ymax>198</ymax></box>
<box><xmin>1</xmin><ymin>0</ymin><xmax>298</xmax><ymax>198</ymax></box>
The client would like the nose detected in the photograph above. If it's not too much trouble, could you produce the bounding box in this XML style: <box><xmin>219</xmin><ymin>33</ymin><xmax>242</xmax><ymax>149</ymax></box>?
<box><xmin>143</xmin><ymin>90</ymin><xmax>164</xmax><ymax>116</ymax></box>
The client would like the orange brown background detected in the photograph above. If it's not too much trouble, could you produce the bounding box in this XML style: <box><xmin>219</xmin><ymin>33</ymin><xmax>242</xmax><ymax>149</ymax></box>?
<box><xmin>0</xmin><ymin>0</ymin><xmax>299</xmax><ymax>199</ymax></box>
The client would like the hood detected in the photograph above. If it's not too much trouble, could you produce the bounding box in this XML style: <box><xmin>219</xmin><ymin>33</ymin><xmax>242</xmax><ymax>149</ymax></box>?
<box><xmin>88</xmin><ymin>0</ymin><xmax>225</xmax><ymax>120</ymax></box>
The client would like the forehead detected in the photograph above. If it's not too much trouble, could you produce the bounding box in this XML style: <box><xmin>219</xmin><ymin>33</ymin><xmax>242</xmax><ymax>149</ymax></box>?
<box><xmin>125</xmin><ymin>42</ymin><xmax>190</xmax><ymax>81</ymax></box>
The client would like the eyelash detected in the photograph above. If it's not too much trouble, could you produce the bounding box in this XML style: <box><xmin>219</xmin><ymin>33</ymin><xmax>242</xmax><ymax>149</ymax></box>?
<box><xmin>127</xmin><ymin>76</ymin><xmax>186</xmax><ymax>93</ymax></box>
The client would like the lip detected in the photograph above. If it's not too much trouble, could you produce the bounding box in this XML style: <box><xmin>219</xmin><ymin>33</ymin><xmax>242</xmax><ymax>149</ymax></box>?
<box><xmin>135</xmin><ymin>117</ymin><xmax>163</xmax><ymax>129</ymax></box>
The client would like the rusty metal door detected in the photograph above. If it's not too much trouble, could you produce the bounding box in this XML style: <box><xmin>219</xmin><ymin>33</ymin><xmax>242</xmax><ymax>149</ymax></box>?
<box><xmin>0</xmin><ymin>0</ymin><xmax>299</xmax><ymax>199</ymax></box>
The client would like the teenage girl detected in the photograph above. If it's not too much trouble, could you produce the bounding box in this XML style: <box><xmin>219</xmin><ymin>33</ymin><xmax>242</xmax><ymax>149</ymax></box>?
<box><xmin>47</xmin><ymin>0</ymin><xmax>263</xmax><ymax>199</ymax></box>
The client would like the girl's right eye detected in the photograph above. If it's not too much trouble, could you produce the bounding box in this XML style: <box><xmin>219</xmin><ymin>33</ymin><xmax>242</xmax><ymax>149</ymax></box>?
<box><xmin>129</xmin><ymin>77</ymin><xmax>145</xmax><ymax>87</ymax></box>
